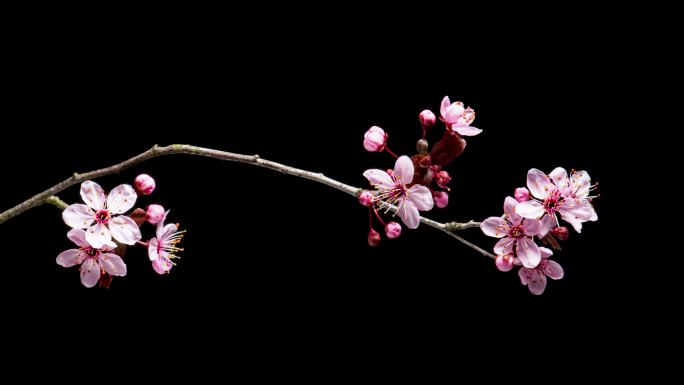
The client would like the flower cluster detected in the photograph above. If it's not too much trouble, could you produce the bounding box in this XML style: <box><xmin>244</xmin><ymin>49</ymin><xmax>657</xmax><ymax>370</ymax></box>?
<box><xmin>481</xmin><ymin>168</ymin><xmax>598</xmax><ymax>294</ymax></box>
<box><xmin>57</xmin><ymin>175</ymin><xmax>185</xmax><ymax>288</ymax></box>
<box><xmin>359</xmin><ymin>96</ymin><xmax>481</xmax><ymax>246</ymax></box>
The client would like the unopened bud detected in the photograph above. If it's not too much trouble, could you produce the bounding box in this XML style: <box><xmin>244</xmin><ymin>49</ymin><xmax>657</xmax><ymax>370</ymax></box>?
<box><xmin>433</xmin><ymin>191</ymin><xmax>449</xmax><ymax>208</ymax></box>
<box><xmin>363</xmin><ymin>126</ymin><xmax>387</xmax><ymax>152</ymax></box>
<box><xmin>358</xmin><ymin>191</ymin><xmax>374</xmax><ymax>207</ymax></box>
<box><xmin>368</xmin><ymin>229</ymin><xmax>381</xmax><ymax>247</ymax></box>
<box><xmin>551</xmin><ymin>226</ymin><xmax>569</xmax><ymax>241</ymax></box>
<box><xmin>145</xmin><ymin>204</ymin><xmax>165</xmax><ymax>225</ymax></box>
<box><xmin>416</xmin><ymin>139</ymin><xmax>429</xmax><ymax>155</ymax></box>
<box><xmin>134</xmin><ymin>174</ymin><xmax>156</xmax><ymax>195</ymax></box>
<box><xmin>514</xmin><ymin>187</ymin><xmax>530</xmax><ymax>202</ymax></box>
<box><xmin>495</xmin><ymin>254</ymin><xmax>514</xmax><ymax>272</ymax></box>
<box><xmin>385</xmin><ymin>221</ymin><xmax>402</xmax><ymax>239</ymax></box>
<box><xmin>419</xmin><ymin>109</ymin><xmax>436</xmax><ymax>129</ymax></box>
<box><xmin>435</xmin><ymin>170</ymin><xmax>451</xmax><ymax>188</ymax></box>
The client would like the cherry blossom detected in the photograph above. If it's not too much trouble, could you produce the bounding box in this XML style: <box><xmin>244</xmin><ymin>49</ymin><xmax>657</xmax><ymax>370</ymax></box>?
<box><xmin>363</xmin><ymin>155</ymin><xmax>434</xmax><ymax>229</ymax></box>
<box><xmin>56</xmin><ymin>228</ymin><xmax>127</xmax><ymax>288</ymax></box>
<box><xmin>516</xmin><ymin>247</ymin><xmax>564</xmax><ymax>295</ymax></box>
<box><xmin>439</xmin><ymin>96</ymin><xmax>481</xmax><ymax>136</ymax></box>
<box><xmin>148</xmin><ymin>211</ymin><xmax>185</xmax><ymax>274</ymax></box>
<box><xmin>62</xmin><ymin>181</ymin><xmax>142</xmax><ymax>248</ymax></box>
<box><xmin>363</xmin><ymin>126</ymin><xmax>387</xmax><ymax>152</ymax></box>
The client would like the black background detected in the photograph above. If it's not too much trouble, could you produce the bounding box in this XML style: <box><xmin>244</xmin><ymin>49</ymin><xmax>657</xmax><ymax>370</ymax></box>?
<box><xmin>1</xmin><ymin>17</ymin><xmax>654</xmax><ymax>369</ymax></box>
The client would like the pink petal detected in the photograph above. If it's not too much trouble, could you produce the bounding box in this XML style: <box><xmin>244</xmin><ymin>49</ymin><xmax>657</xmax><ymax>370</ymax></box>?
<box><xmin>494</xmin><ymin>237</ymin><xmax>515</xmax><ymax>255</ymax></box>
<box><xmin>393</xmin><ymin>156</ymin><xmax>414</xmax><ymax>185</ymax></box>
<box><xmin>504</xmin><ymin>196</ymin><xmax>522</xmax><ymax>225</ymax></box>
<box><xmin>80</xmin><ymin>181</ymin><xmax>106</xmax><ymax>210</ymax></box>
<box><xmin>156</xmin><ymin>211</ymin><xmax>170</xmax><ymax>239</ymax></box>
<box><xmin>440</xmin><ymin>96</ymin><xmax>450</xmax><ymax>117</ymax></box>
<box><xmin>538</xmin><ymin>214</ymin><xmax>557</xmax><ymax>238</ymax></box>
<box><xmin>152</xmin><ymin>256</ymin><xmax>173</xmax><ymax>274</ymax></box>
<box><xmin>526</xmin><ymin>168</ymin><xmax>552</xmax><ymax>199</ymax></box>
<box><xmin>445</xmin><ymin>104</ymin><xmax>465</xmax><ymax>123</ymax></box>
<box><xmin>515</xmin><ymin>237</ymin><xmax>541</xmax><ymax>268</ymax></box>
<box><xmin>108</xmin><ymin>215</ymin><xmax>141</xmax><ymax>245</ymax></box>
<box><xmin>518</xmin><ymin>268</ymin><xmax>547</xmax><ymax>295</ymax></box>
<box><xmin>539</xmin><ymin>246</ymin><xmax>553</xmax><ymax>259</ymax></box>
<box><xmin>62</xmin><ymin>204</ymin><xmax>94</xmax><ymax>229</ymax></box>
<box><xmin>85</xmin><ymin>223</ymin><xmax>112</xmax><ymax>249</ymax></box>
<box><xmin>363</xmin><ymin>169</ymin><xmax>393</xmax><ymax>189</ymax></box>
<box><xmin>515</xmin><ymin>200</ymin><xmax>545</xmax><ymax>219</ymax></box>
<box><xmin>56</xmin><ymin>249</ymin><xmax>86</xmax><ymax>267</ymax></box>
<box><xmin>541</xmin><ymin>259</ymin><xmax>564</xmax><ymax>280</ymax></box>
<box><xmin>67</xmin><ymin>228</ymin><xmax>90</xmax><ymax>248</ymax></box>
<box><xmin>397</xmin><ymin>200</ymin><xmax>420</xmax><ymax>229</ymax></box>
<box><xmin>559</xmin><ymin>201</ymin><xmax>595</xmax><ymax>233</ymax></box>
<box><xmin>481</xmin><ymin>217</ymin><xmax>508</xmax><ymax>238</ymax></box>
<box><xmin>407</xmin><ymin>185</ymin><xmax>433</xmax><ymax>211</ymax></box>
<box><xmin>106</xmin><ymin>184</ymin><xmax>137</xmax><ymax>214</ymax></box>
<box><xmin>148</xmin><ymin>238</ymin><xmax>160</xmax><ymax>261</ymax></box>
<box><xmin>549</xmin><ymin>167</ymin><xmax>568</xmax><ymax>189</ymax></box>
<box><xmin>79</xmin><ymin>258</ymin><xmax>101</xmax><ymax>288</ymax></box>
<box><xmin>99</xmin><ymin>253</ymin><xmax>127</xmax><ymax>276</ymax></box>
<box><xmin>522</xmin><ymin>218</ymin><xmax>541</xmax><ymax>236</ymax></box>
<box><xmin>570</xmin><ymin>170</ymin><xmax>591</xmax><ymax>198</ymax></box>
<box><xmin>160</xmin><ymin>223</ymin><xmax>179</xmax><ymax>241</ymax></box>
<box><xmin>452</xmin><ymin>125</ymin><xmax>482</xmax><ymax>136</ymax></box>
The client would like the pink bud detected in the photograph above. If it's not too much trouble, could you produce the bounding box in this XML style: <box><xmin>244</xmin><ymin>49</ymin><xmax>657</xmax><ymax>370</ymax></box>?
<box><xmin>495</xmin><ymin>254</ymin><xmax>514</xmax><ymax>272</ymax></box>
<box><xmin>363</xmin><ymin>126</ymin><xmax>387</xmax><ymax>152</ymax></box>
<box><xmin>433</xmin><ymin>191</ymin><xmax>449</xmax><ymax>208</ymax></box>
<box><xmin>359</xmin><ymin>191</ymin><xmax>374</xmax><ymax>207</ymax></box>
<box><xmin>514</xmin><ymin>187</ymin><xmax>530</xmax><ymax>202</ymax></box>
<box><xmin>134</xmin><ymin>174</ymin><xmax>156</xmax><ymax>195</ymax></box>
<box><xmin>551</xmin><ymin>226</ymin><xmax>569</xmax><ymax>241</ymax></box>
<box><xmin>368</xmin><ymin>229</ymin><xmax>381</xmax><ymax>247</ymax></box>
<box><xmin>435</xmin><ymin>170</ymin><xmax>451</xmax><ymax>188</ymax></box>
<box><xmin>419</xmin><ymin>109</ymin><xmax>436</xmax><ymax>129</ymax></box>
<box><xmin>385</xmin><ymin>221</ymin><xmax>402</xmax><ymax>239</ymax></box>
<box><xmin>145</xmin><ymin>204</ymin><xmax>165</xmax><ymax>225</ymax></box>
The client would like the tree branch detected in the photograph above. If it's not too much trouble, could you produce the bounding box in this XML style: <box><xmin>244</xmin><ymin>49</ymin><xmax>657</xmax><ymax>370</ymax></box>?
<box><xmin>0</xmin><ymin>144</ymin><xmax>493</xmax><ymax>259</ymax></box>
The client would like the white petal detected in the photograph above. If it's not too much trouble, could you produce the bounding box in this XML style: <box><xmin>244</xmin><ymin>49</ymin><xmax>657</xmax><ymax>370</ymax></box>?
<box><xmin>67</xmin><ymin>228</ymin><xmax>90</xmax><ymax>248</ymax></box>
<box><xmin>99</xmin><ymin>253</ymin><xmax>127</xmax><ymax>276</ymax></box>
<box><xmin>80</xmin><ymin>258</ymin><xmax>101</xmax><ymax>288</ymax></box>
<box><xmin>407</xmin><ymin>185</ymin><xmax>433</xmax><ymax>211</ymax></box>
<box><xmin>526</xmin><ymin>168</ymin><xmax>552</xmax><ymax>199</ymax></box>
<box><xmin>549</xmin><ymin>167</ymin><xmax>569</xmax><ymax>189</ymax></box>
<box><xmin>106</xmin><ymin>184</ymin><xmax>137</xmax><ymax>214</ymax></box>
<box><xmin>109</xmin><ymin>215</ymin><xmax>142</xmax><ymax>245</ymax></box>
<box><xmin>393</xmin><ymin>156</ymin><xmax>414</xmax><ymax>185</ymax></box>
<box><xmin>363</xmin><ymin>169</ymin><xmax>393</xmax><ymax>189</ymax></box>
<box><xmin>148</xmin><ymin>238</ymin><xmax>160</xmax><ymax>261</ymax></box>
<box><xmin>56</xmin><ymin>249</ymin><xmax>86</xmax><ymax>267</ymax></box>
<box><xmin>504</xmin><ymin>196</ymin><xmax>522</xmax><ymax>225</ymax></box>
<box><xmin>62</xmin><ymin>204</ymin><xmax>94</xmax><ymax>229</ymax></box>
<box><xmin>452</xmin><ymin>125</ymin><xmax>482</xmax><ymax>136</ymax></box>
<box><xmin>515</xmin><ymin>200</ymin><xmax>545</xmax><ymax>219</ymax></box>
<box><xmin>80</xmin><ymin>181</ymin><xmax>106</xmax><ymax>210</ymax></box>
<box><xmin>397</xmin><ymin>200</ymin><xmax>420</xmax><ymax>229</ymax></box>
<box><xmin>481</xmin><ymin>217</ymin><xmax>508</xmax><ymax>238</ymax></box>
<box><xmin>85</xmin><ymin>223</ymin><xmax>112</xmax><ymax>249</ymax></box>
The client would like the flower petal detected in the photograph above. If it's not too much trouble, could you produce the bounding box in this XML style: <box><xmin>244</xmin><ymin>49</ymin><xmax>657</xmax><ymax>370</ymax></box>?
<box><xmin>85</xmin><ymin>223</ymin><xmax>112</xmax><ymax>249</ymax></box>
<box><xmin>393</xmin><ymin>156</ymin><xmax>414</xmax><ymax>185</ymax></box>
<box><xmin>407</xmin><ymin>185</ymin><xmax>433</xmax><ymax>211</ymax></box>
<box><xmin>515</xmin><ymin>200</ymin><xmax>545</xmax><ymax>219</ymax></box>
<box><xmin>56</xmin><ymin>249</ymin><xmax>86</xmax><ymax>267</ymax></box>
<box><xmin>67</xmin><ymin>228</ymin><xmax>90</xmax><ymax>248</ymax></box>
<box><xmin>452</xmin><ymin>125</ymin><xmax>482</xmax><ymax>136</ymax></box>
<box><xmin>79</xmin><ymin>258</ymin><xmax>101</xmax><ymax>288</ymax></box>
<box><xmin>538</xmin><ymin>214</ymin><xmax>556</xmax><ymax>238</ymax></box>
<box><xmin>108</xmin><ymin>215</ymin><xmax>142</xmax><ymax>245</ymax></box>
<box><xmin>541</xmin><ymin>259</ymin><xmax>564</xmax><ymax>280</ymax></box>
<box><xmin>106</xmin><ymin>184</ymin><xmax>137</xmax><ymax>214</ymax></box>
<box><xmin>539</xmin><ymin>246</ymin><xmax>553</xmax><ymax>259</ymax></box>
<box><xmin>494</xmin><ymin>237</ymin><xmax>515</xmax><ymax>255</ymax></box>
<box><xmin>80</xmin><ymin>181</ymin><xmax>106</xmax><ymax>210</ymax></box>
<box><xmin>156</xmin><ymin>211</ymin><xmax>170</xmax><ymax>239</ymax></box>
<box><xmin>397</xmin><ymin>200</ymin><xmax>420</xmax><ymax>229</ymax></box>
<box><xmin>522</xmin><ymin>218</ymin><xmax>541</xmax><ymax>236</ymax></box>
<box><xmin>549</xmin><ymin>167</ymin><xmax>568</xmax><ymax>189</ymax></box>
<box><xmin>160</xmin><ymin>223</ymin><xmax>179</xmax><ymax>241</ymax></box>
<box><xmin>440</xmin><ymin>96</ymin><xmax>450</xmax><ymax>117</ymax></box>
<box><xmin>481</xmin><ymin>217</ymin><xmax>508</xmax><ymax>238</ymax></box>
<box><xmin>148</xmin><ymin>238</ymin><xmax>160</xmax><ymax>261</ymax></box>
<box><xmin>559</xmin><ymin>201</ymin><xmax>595</xmax><ymax>233</ymax></box>
<box><xmin>445</xmin><ymin>104</ymin><xmax>465</xmax><ymax>123</ymax></box>
<box><xmin>570</xmin><ymin>170</ymin><xmax>591</xmax><ymax>198</ymax></box>
<box><xmin>363</xmin><ymin>169</ymin><xmax>393</xmax><ymax>189</ymax></box>
<box><xmin>515</xmin><ymin>237</ymin><xmax>541</xmax><ymax>268</ymax></box>
<box><xmin>152</xmin><ymin>256</ymin><xmax>173</xmax><ymax>274</ymax></box>
<box><xmin>62</xmin><ymin>204</ymin><xmax>94</xmax><ymax>229</ymax></box>
<box><xmin>99</xmin><ymin>253</ymin><xmax>127</xmax><ymax>276</ymax></box>
<box><xmin>526</xmin><ymin>168</ymin><xmax>552</xmax><ymax>199</ymax></box>
<box><xmin>504</xmin><ymin>196</ymin><xmax>522</xmax><ymax>225</ymax></box>
<box><xmin>518</xmin><ymin>268</ymin><xmax>547</xmax><ymax>295</ymax></box>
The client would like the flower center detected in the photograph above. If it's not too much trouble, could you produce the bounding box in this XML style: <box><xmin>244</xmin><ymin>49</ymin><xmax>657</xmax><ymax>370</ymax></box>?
<box><xmin>543</xmin><ymin>190</ymin><xmax>563</xmax><ymax>214</ymax></box>
<box><xmin>83</xmin><ymin>247</ymin><xmax>100</xmax><ymax>258</ymax></box>
<box><xmin>95</xmin><ymin>209</ymin><xmax>111</xmax><ymax>224</ymax></box>
<box><xmin>509</xmin><ymin>226</ymin><xmax>524</xmax><ymax>238</ymax></box>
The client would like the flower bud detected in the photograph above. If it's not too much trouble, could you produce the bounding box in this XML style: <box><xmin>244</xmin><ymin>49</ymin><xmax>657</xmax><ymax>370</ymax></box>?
<box><xmin>363</xmin><ymin>126</ymin><xmax>387</xmax><ymax>152</ymax></box>
<box><xmin>416</xmin><ymin>139</ymin><xmax>429</xmax><ymax>155</ymax></box>
<box><xmin>495</xmin><ymin>254</ymin><xmax>514</xmax><ymax>272</ymax></box>
<box><xmin>145</xmin><ymin>204</ymin><xmax>165</xmax><ymax>225</ymax></box>
<box><xmin>134</xmin><ymin>174</ymin><xmax>156</xmax><ymax>195</ymax></box>
<box><xmin>368</xmin><ymin>228</ymin><xmax>381</xmax><ymax>247</ymax></box>
<box><xmin>433</xmin><ymin>191</ymin><xmax>449</xmax><ymax>208</ymax></box>
<box><xmin>359</xmin><ymin>190</ymin><xmax>374</xmax><ymax>207</ymax></box>
<box><xmin>435</xmin><ymin>170</ymin><xmax>451</xmax><ymax>188</ymax></box>
<box><xmin>385</xmin><ymin>221</ymin><xmax>402</xmax><ymax>239</ymax></box>
<box><xmin>514</xmin><ymin>187</ymin><xmax>530</xmax><ymax>202</ymax></box>
<box><xmin>419</xmin><ymin>109</ymin><xmax>436</xmax><ymax>129</ymax></box>
<box><xmin>551</xmin><ymin>226</ymin><xmax>569</xmax><ymax>241</ymax></box>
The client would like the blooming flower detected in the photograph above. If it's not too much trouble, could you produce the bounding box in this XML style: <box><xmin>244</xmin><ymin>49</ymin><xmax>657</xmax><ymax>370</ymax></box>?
<box><xmin>62</xmin><ymin>181</ymin><xmax>142</xmax><ymax>248</ymax></box>
<box><xmin>516</xmin><ymin>247</ymin><xmax>564</xmax><ymax>295</ymax></box>
<box><xmin>56</xmin><ymin>228</ymin><xmax>127</xmax><ymax>288</ymax></box>
<box><xmin>363</xmin><ymin>156</ymin><xmax>434</xmax><ymax>229</ymax></box>
<box><xmin>515</xmin><ymin>168</ymin><xmax>597</xmax><ymax>237</ymax></box>
<box><xmin>363</xmin><ymin>126</ymin><xmax>387</xmax><ymax>152</ymax></box>
<box><xmin>439</xmin><ymin>96</ymin><xmax>481</xmax><ymax>136</ymax></box>
<box><xmin>481</xmin><ymin>197</ymin><xmax>543</xmax><ymax>268</ymax></box>
<box><xmin>148</xmin><ymin>211</ymin><xmax>185</xmax><ymax>274</ymax></box>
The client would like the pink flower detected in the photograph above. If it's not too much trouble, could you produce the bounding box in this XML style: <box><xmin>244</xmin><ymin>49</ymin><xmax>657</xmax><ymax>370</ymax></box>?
<box><xmin>515</xmin><ymin>168</ymin><xmax>597</xmax><ymax>237</ymax></box>
<box><xmin>146</xmin><ymin>204</ymin><xmax>166</xmax><ymax>224</ymax></box>
<box><xmin>148</xmin><ymin>211</ymin><xmax>185</xmax><ymax>274</ymax></box>
<box><xmin>433</xmin><ymin>191</ymin><xmax>449</xmax><ymax>208</ymax></box>
<box><xmin>363</xmin><ymin>126</ymin><xmax>387</xmax><ymax>152</ymax></box>
<box><xmin>385</xmin><ymin>221</ymin><xmax>402</xmax><ymax>239</ymax></box>
<box><xmin>516</xmin><ymin>247</ymin><xmax>564</xmax><ymax>295</ymax></box>
<box><xmin>481</xmin><ymin>197</ymin><xmax>543</xmax><ymax>268</ymax></box>
<box><xmin>439</xmin><ymin>96</ymin><xmax>481</xmax><ymax>136</ymax></box>
<box><xmin>419</xmin><ymin>109</ymin><xmax>436</xmax><ymax>129</ymax></box>
<box><xmin>62</xmin><ymin>181</ymin><xmax>142</xmax><ymax>248</ymax></box>
<box><xmin>514</xmin><ymin>187</ymin><xmax>530</xmax><ymax>202</ymax></box>
<box><xmin>134</xmin><ymin>174</ymin><xmax>156</xmax><ymax>195</ymax></box>
<box><xmin>363</xmin><ymin>156</ymin><xmax>434</xmax><ymax>229</ymax></box>
<box><xmin>56</xmin><ymin>228</ymin><xmax>127</xmax><ymax>288</ymax></box>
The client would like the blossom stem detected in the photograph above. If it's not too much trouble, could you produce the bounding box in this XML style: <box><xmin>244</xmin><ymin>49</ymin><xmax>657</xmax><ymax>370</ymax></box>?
<box><xmin>384</xmin><ymin>145</ymin><xmax>399</xmax><ymax>159</ymax></box>
<box><xmin>371</xmin><ymin>206</ymin><xmax>387</xmax><ymax>226</ymax></box>
<box><xmin>136</xmin><ymin>241</ymin><xmax>149</xmax><ymax>247</ymax></box>
<box><xmin>0</xmin><ymin>144</ymin><xmax>492</xmax><ymax>259</ymax></box>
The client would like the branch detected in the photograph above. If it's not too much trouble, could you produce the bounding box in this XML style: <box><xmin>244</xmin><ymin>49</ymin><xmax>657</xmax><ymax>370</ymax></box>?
<box><xmin>0</xmin><ymin>144</ymin><xmax>493</xmax><ymax>258</ymax></box>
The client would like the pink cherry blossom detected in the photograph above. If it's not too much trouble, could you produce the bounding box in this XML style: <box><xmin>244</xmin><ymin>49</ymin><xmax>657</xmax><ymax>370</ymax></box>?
<box><xmin>514</xmin><ymin>187</ymin><xmax>530</xmax><ymax>202</ymax></box>
<box><xmin>62</xmin><ymin>181</ymin><xmax>142</xmax><ymax>248</ymax></box>
<box><xmin>363</xmin><ymin>155</ymin><xmax>434</xmax><ymax>229</ymax></box>
<box><xmin>515</xmin><ymin>168</ymin><xmax>597</xmax><ymax>237</ymax></box>
<box><xmin>481</xmin><ymin>197</ymin><xmax>543</xmax><ymax>268</ymax></box>
<box><xmin>56</xmin><ymin>228</ymin><xmax>126</xmax><ymax>288</ymax></box>
<box><xmin>439</xmin><ymin>96</ymin><xmax>481</xmax><ymax>136</ymax></box>
<box><xmin>363</xmin><ymin>126</ymin><xmax>387</xmax><ymax>152</ymax></box>
<box><xmin>134</xmin><ymin>174</ymin><xmax>156</xmax><ymax>195</ymax></box>
<box><xmin>358</xmin><ymin>191</ymin><xmax>374</xmax><ymax>207</ymax></box>
<box><xmin>495</xmin><ymin>253</ymin><xmax>515</xmax><ymax>272</ymax></box>
<box><xmin>148</xmin><ymin>211</ymin><xmax>185</xmax><ymax>274</ymax></box>
<box><xmin>516</xmin><ymin>247</ymin><xmax>564</xmax><ymax>295</ymax></box>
